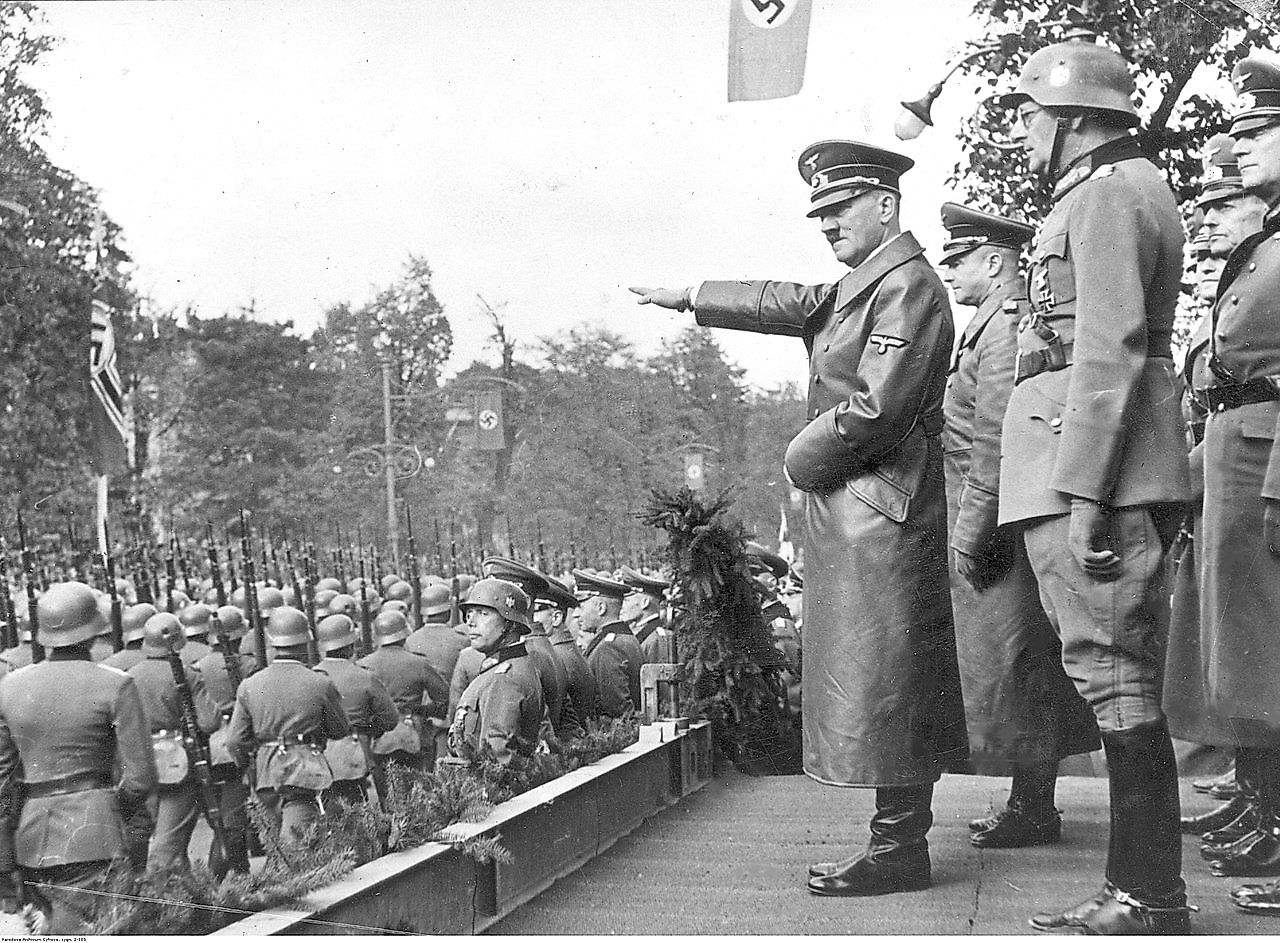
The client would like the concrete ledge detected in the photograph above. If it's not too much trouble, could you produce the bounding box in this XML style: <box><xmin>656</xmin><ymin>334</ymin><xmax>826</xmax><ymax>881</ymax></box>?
<box><xmin>213</xmin><ymin>720</ymin><xmax>713</xmax><ymax>936</ymax></box>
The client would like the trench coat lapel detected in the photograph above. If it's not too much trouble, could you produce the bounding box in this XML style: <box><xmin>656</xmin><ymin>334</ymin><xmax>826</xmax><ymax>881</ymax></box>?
<box><xmin>830</xmin><ymin>232</ymin><xmax>926</xmax><ymax>313</ymax></box>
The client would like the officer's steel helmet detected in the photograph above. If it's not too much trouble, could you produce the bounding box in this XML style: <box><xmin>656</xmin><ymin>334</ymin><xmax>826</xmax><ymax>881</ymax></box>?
<box><xmin>265</xmin><ymin>606</ymin><xmax>311</xmax><ymax>647</ymax></box>
<box><xmin>373</xmin><ymin>609</ymin><xmax>411</xmax><ymax>646</ymax></box>
<box><xmin>142</xmin><ymin>612</ymin><xmax>185</xmax><ymax>654</ymax></box>
<box><xmin>37</xmin><ymin>581</ymin><xmax>106</xmax><ymax>648</ymax></box>
<box><xmin>421</xmin><ymin>582</ymin><xmax>452</xmax><ymax>617</ymax></box>
<box><xmin>122</xmin><ymin>602</ymin><xmax>158</xmax><ymax>644</ymax></box>
<box><xmin>316</xmin><ymin>613</ymin><xmax>359</xmax><ymax>653</ymax></box>
<box><xmin>214</xmin><ymin>605</ymin><xmax>247</xmax><ymax>640</ymax></box>
<box><xmin>1002</xmin><ymin>40</ymin><xmax>1139</xmax><ymax>127</ymax></box>
<box><xmin>258</xmin><ymin>587</ymin><xmax>285</xmax><ymax>615</ymax></box>
<box><xmin>460</xmin><ymin>577</ymin><xmax>531</xmax><ymax>629</ymax></box>
<box><xmin>179</xmin><ymin>603</ymin><xmax>212</xmax><ymax>638</ymax></box>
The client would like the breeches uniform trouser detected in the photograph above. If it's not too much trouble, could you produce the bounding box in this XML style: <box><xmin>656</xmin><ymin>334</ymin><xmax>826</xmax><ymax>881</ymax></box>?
<box><xmin>256</xmin><ymin>786</ymin><xmax>322</xmax><ymax>854</ymax></box>
<box><xmin>149</xmin><ymin>782</ymin><xmax>200</xmax><ymax>871</ymax></box>
<box><xmin>1023</xmin><ymin>509</ymin><xmax>1184</xmax><ymax>905</ymax></box>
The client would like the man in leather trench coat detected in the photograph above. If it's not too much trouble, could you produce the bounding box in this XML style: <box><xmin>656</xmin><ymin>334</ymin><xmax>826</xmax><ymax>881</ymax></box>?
<box><xmin>999</xmin><ymin>39</ymin><xmax>1191</xmax><ymax>934</ymax></box>
<box><xmin>632</xmin><ymin>138</ymin><xmax>968</xmax><ymax>897</ymax></box>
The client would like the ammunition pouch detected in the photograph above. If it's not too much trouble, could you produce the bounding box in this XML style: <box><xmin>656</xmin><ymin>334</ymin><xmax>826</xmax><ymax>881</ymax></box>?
<box><xmin>151</xmin><ymin>730</ymin><xmax>191</xmax><ymax>786</ymax></box>
<box><xmin>372</xmin><ymin>714</ymin><xmax>422</xmax><ymax>756</ymax></box>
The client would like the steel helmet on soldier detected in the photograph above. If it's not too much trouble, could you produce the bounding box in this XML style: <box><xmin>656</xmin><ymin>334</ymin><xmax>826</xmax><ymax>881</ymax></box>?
<box><xmin>142</xmin><ymin>612</ymin><xmax>185</xmax><ymax>655</ymax></box>
<box><xmin>230</xmin><ymin>586</ymin><xmax>248</xmax><ymax>613</ymax></box>
<box><xmin>214</xmin><ymin>605</ymin><xmax>247</xmax><ymax>640</ymax></box>
<box><xmin>1001</xmin><ymin>39</ymin><xmax>1139</xmax><ymax>127</ymax></box>
<box><xmin>265</xmin><ymin>606</ymin><xmax>311</xmax><ymax>647</ymax></box>
<box><xmin>281</xmin><ymin>586</ymin><xmax>298</xmax><ymax>607</ymax></box>
<box><xmin>422</xmin><ymin>582</ymin><xmax>452</xmax><ymax>617</ymax></box>
<box><xmin>179</xmin><ymin>603</ymin><xmax>212</xmax><ymax>638</ymax></box>
<box><xmin>328</xmin><ymin>593</ymin><xmax>359</xmax><ymax>618</ymax></box>
<box><xmin>315</xmin><ymin>577</ymin><xmax>342</xmax><ymax>593</ymax></box>
<box><xmin>460</xmin><ymin>577</ymin><xmax>531</xmax><ymax>629</ymax></box>
<box><xmin>37</xmin><ymin>581</ymin><xmax>106</xmax><ymax>648</ymax></box>
<box><xmin>122</xmin><ymin>602</ymin><xmax>157</xmax><ymax>644</ymax></box>
<box><xmin>379</xmin><ymin>574</ymin><xmax>400</xmax><ymax>592</ymax></box>
<box><xmin>316</xmin><ymin>613</ymin><xmax>359</xmax><ymax>653</ymax></box>
<box><xmin>386</xmin><ymin>580</ymin><xmax>414</xmax><ymax>603</ymax></box>
<box><xmin>313</xmin><ymin>588</ymin><xmax>339</xmax><ymax>614</ymax></box>
<box><xmin>373</xmin><ymin>609</ymin><xmax>411</xmax><ymax>646</ymax></box>
<box><xmin>381</xmin><ymin>599</ymin><xmax>409</xmax><ymax>615</ymax></box>
<box><xmin>258</xmin><ymin>587</ymin><xmax>285</xmax><ymax>615</ymax></box>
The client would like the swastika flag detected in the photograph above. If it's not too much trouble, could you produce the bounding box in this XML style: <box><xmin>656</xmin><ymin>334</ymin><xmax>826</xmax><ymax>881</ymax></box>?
<box><xmin>90</xmin><ymin>298</ymin><xmax>128</xmax><ymax>474</ymax></box>
<box><xmin>728</xmin><ymin>0</ymin><xmax>813</xmax><ymax>102</ymax></box>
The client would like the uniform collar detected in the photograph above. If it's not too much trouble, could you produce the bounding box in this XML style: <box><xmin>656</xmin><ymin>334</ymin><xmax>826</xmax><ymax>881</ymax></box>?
<box><xmin>480</xmin><ymin>640</ymin><xmax>527</xmax><ymax>672</ymax></box>
<box><xmin>600</xmin><ymin>619</ymin><xmax>633</xmax><ymax>636</ymax></box>
<box><xmin>961</xmin><ymin>279</ymin><xmax>1025</xmax><ymax>347</ymax></box>
<box><xmin>1051</xmin><ymin>135</ymin><xmax>1145</xmax><ymax>201</ymax></box>
<box><xmin>830</xmin><ymin>232</ymin><xmax>925</xmax><ymax>312</ymax></box>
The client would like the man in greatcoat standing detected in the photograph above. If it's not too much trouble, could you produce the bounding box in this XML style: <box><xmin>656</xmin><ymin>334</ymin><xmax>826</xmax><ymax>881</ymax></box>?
<box><xmin>631</xmin><ymin>139</ymin><xmax>968</xmax><ymax>897</ymax></box>
<box><xmin>999</xmin><ymin>38</ymin><xmax>1191</xmax><ymax>934</ymax></box>
<box><xmin>936</xmin><ymin>203</ymin><xmax>1099</xmax><ymax>848</ymax></box>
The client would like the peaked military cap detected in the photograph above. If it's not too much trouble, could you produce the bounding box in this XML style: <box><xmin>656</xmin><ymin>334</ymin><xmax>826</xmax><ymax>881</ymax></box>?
<box><xmin>536</xmin><ymin>575</ymin><xmax>579</xmax><ymax>611</ymax></box>
<box><xmin>744</xmin><ymin>541</ymin><xmax>789</xmax><ymax>580</ymax></box>
<box><xmin>1191</xmin><ymin>226</ymin><xmax>1212</xmax><ymax>259</ymax></box>
<box><xmin>618</xmin><ymin>565</ymin><xmax>670</xmax><ymax>597</ymax></box>
<box><xmin>572</xmin><ymin>568</ymin><xmax>630</xmax><ymax>601</ymax></box>
<box><xmin>1231</xmin><ymin>55</ymin><xmax>1280</xmax><ymax>137</ymax></box>
<box><xmin>1197</xmin><ymin>133</ymin><xmax>1246</xmax><ymax>207</ymax></box>
<box><xmin>482</xmin><ymin>556</ymin><xmax>549</xmax><ymax>603</ymax></box>
<box><xmin>938</xmin><ymin>202</ymin><xmax>1034</xmax><ymax>264</ymax></box>
<box><xmin>798</xmin><ymin>140</ymin><xmax>914</xmax><ymax>218</ymax></box>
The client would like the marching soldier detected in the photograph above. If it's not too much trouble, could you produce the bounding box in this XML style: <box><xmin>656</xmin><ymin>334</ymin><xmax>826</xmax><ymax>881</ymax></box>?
<box><xmin>178</xmin><ymin>604</ymin><xmax>214</xmax><ymax>666</ymax></box>
<box><xmin>89</xmin><ymin>595</ymin><xmax>115</xmax><ymax>662</ymax></box>
<box><xmin>1166</xmin><ymin>136</ymin><xmax>1266</xmax><ymax>839</ymax></box>
<box><xmin>936</xmin><ymin>202</ymin><xmax>1100</xmax><ymax>847</ymax></box>
<box><xmin>127</xmin><ymin>612</ymin><xmax>220</xmax><ymax>871</ymax></box>
<box><xmin>100</xmin><ymin>602</ymin><xmax>155</xmax><ymax>672</ymax></box>
<box><xmin>482</xmin><ymin>557</ymin><xmax>566</xmax><ymax>732</ymax></box>
<box><xmin>573</xmin><ymin>569</ymin><xmax>642</xmax><ymax>718</ymax></box>
<box><xmin>404</xmin><ymin>582</ymin><xmax>467</xmax><ymax>684</ymax></box>
<box><xmin>536</xmin><ymin>576</ymin><xmax>597</xmax><ymax>729</ymax></box>
<box><xmin>194</xmin><ymin>604</ymin><xmax>257</xmax><ymax>875</ymax></box>
<box><xmin>448</xmin><ymin>578</ymin><xmax>545</xmax><ymax>767</ymax></box>
<box><xmin>632</xmin><ymin>137</ymin><xmax>968</xmax><ymax>897</ymax></box>
<box><xmin>1191</xmin><ymin>56</ymin><xmax>1280</xmax><ymax>915</ymax></box>
<box><xmin>359</xmin><ymin>610</ymin><xmax>449</xmax><ymax>771</ymax></box>
<box><xmin>999</xmin><ymin>37</ymin><xmax>1191</xmax><ymax>933</ymax></box>
<box><xmin>226</xmin><ymin>606</ymin><xmax>348</xmax><ymax>853</ymax></box>
<box><xmin>0</xmin><ymin>582</ymin><xmax>157</xmax><ymax>934</ymax></box>
<box><xmin>314</xmin><ymin>614</ymin><xmax>399</xmax><ymax>807</ymax></box>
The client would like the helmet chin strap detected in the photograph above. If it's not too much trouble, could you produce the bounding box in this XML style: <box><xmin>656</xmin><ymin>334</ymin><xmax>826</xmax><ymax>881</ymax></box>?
<box><xmin>1048</xmin><ymin>114</ymin><xmax>1072</xmax><ymax>182</ymax></box>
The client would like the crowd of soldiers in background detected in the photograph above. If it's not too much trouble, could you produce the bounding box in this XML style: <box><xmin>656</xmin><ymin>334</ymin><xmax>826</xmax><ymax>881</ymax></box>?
<box><xmin>0</xmin><ymin>507</ymin><xmax>801</xmax><ymax>933</ymax></box>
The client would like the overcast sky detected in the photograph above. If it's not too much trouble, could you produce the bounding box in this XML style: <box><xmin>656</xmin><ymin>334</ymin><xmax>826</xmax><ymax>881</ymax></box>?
<box><xmin>34</xmin><ymin>0</ymin><xmax>984</xmax><ymax>392</ymax></box>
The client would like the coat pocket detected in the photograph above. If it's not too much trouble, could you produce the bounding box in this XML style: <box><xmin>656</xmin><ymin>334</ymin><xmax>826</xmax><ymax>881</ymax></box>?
<box><xmin>847</xmin><ymin>431</ymin><xmax>928</xmax><ymax>523</ymax></box>
<box><xmin>1241</xmin><ymin>402</ymin><xmax>1279</xmax><ymax>440</ymax></box>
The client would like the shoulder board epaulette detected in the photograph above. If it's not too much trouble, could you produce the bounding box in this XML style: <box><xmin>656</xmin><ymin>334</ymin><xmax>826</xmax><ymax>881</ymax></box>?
<box><xmin>96</xmin><ymin>663</ymin><xmax>130</xmax><ymax>677</ymax></box>
<box><xmin>656</xmin><ymin>628</ymin><xmax>668</xmax><ymax>637</ymax></box>
<box><xmin>1002</xmin><ymin>298</ymin><xmax>1021</xmax><ymax>313</ymax></box>
<box><xmin>604</xmin><ymin>633</ymin><xmax>616</xmax><ymax>643</ymax></box>
<box><xmin>496</xmin><ymin>662</ymin><xmax>513</xmax><ymax>674</ymax></box>
<box><xmin>1088</xmin><ymin>163</ymin><xmax>1115</xmax><ymax>181</ymax></box>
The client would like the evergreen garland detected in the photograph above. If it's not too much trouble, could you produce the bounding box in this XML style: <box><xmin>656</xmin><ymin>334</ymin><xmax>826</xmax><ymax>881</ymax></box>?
<box><xmin>641</xmin><ymin>486</ymin><xmax>802</xmax><ymax>775</ymax></box>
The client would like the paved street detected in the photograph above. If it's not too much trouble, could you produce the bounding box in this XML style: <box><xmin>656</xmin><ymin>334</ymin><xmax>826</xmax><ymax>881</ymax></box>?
<box><xmin>494</xmin><ymin>770</ymin><xmax>1271</xmax><ymax>935</ymax></box>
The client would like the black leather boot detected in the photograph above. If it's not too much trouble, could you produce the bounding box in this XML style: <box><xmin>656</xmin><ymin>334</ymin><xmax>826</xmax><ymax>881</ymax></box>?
<box><xmin>1193</xmin><ymin>764</ymin><xmax>1237</xmax><ymax>795</ymax></box>
<box><xmin>1182</xmin><ymin>794</ymin><xmax>1250</xmax><ymax>836</ymax></box>
<box><xmin>1209</xmin><ymin>748</ymin><xmax>1280</xmax><ymax>878</ymax></box>
<box><xmin>1031</xmin><ymin>722</ymin><xmax>1186</xmax><ymax>934</ymax></box>
<box><xmin>807</xmin><ymin>784</ymin><xmax>932</xmax><ymax>896</ymax></box>
<box><xmin>971</xmin><ymin>761</ymin><xmax>1062</xmax><ymax>847</ymax></box>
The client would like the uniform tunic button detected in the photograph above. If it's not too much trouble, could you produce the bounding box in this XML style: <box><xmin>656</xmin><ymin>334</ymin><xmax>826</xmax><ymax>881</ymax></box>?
<box><xmin>1232</xmin><ymin>296</ymin><xmax>1240</xmax><ymax>304</ymax></box>
<box><xmin>813</xmin><ymin>375</ymin><xmax>822</xmax><ymax>384</ymax></box>
<box><xmin>1049</xmin><ymin>417</ymin><xmax>1063</xmax><ymax>429</ymax></box>
<box><xmin>1250</xmin><ymin>263</ymin><xmax>1258</xmax><ymax>272</ymax></box>
<box><xmin>823</xmin><ymin>343</ymin><xmax>830</xmax><ymax>351</ymax></box>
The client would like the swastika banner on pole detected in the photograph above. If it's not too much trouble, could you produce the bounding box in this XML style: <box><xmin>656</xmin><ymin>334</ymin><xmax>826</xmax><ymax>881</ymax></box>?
<box><xmin>728</xmin><ymin>0</ymin><xmax>813</xmax><ymax>102</ymax></box>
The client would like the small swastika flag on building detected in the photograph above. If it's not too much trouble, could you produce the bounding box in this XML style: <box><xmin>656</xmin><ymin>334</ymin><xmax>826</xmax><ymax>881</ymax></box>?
<box><xmin>728</xmin><ymin>0</ymin><xmax>813</xmax><ymax>102</ymax></box>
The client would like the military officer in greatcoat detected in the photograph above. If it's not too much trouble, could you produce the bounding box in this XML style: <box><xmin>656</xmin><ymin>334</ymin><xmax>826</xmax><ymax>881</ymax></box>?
<box><xmin>936</xmin><ymin>203</ymin><xmax>1100</xmax><ymax>848</ymax></box>
<box><xmin>448</xmin><ymin>579</ymin><xmax>545</xmax><ymax>767</ymax></box>
<box><xmin>1187</xmin><ymin>56</ymin><xmax>1280</xmax><ymax>917</ymax></box>
<box><xmin>573</xmin><ymin>569</ymin><xmax>643</xmax><ymax>718</ymax></box>
<box><xmin>1166</xmin><ymin>136</ymin><xmax>1266</xmax><ymax>840</ymax></box>
<box><xmin>535</xmin><ymin>575</ymin><xmax>597</xmax><ymax>730</ymax></box>
<box><xmin>999</xmin><ymin>37</ymin><xmax>1191</xmax><ymax>933</ymax></box>
<box><xmin>632</xmin><ymin>138</ymin><xmax>968</xmax><ymax>897</ymax></box>
<box><xmin>313</xmin><ymin>614</ymin><xmax>399</xmax><ymax>807</ymax></box>
<box><xmin>127</xmin><ymin>612</ymin><xmax>220</xmax><ymax>871</ymax></box>
<box><xmin>0</xmin><ymin>582</ymin><xmax>157</xmax><ymax>934</ymax></box>
<box><xmin>226</xmin><ymin>606</ymin><xmax>349</xmax><ymax>853</ymax></box>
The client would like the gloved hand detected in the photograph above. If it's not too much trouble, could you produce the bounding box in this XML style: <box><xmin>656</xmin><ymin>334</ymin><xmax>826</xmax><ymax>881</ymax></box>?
<box><xmin>954</xmin><ymin>548</ymin><xmax>995</xmax><ymax>593</ymax></box>
<box><xmin>1068</xmin><ymin>498</ymin><xmax>1121</xmax><ymax>581</ymax></box>
<box><xmin>1265</xmin><ymin>499</ymin><xmax>1280</xmax><ymax>557</ymax></box>
<box><xmin>628</xmin><ymin>286</ymin><xmax>693</xmax><ymax>311</ymax></box>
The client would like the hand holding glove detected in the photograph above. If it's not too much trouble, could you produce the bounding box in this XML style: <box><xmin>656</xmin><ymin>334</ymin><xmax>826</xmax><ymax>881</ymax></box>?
<box><xmin>1068</xmin><ymin>497</ymin><xmax>1121</xmax><ymax>581</ymax></box>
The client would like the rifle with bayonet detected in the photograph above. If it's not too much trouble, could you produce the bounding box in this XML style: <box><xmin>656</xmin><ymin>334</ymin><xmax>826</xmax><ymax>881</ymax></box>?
<box><xmin>240</xmin><ymin>510</ymin><xmax>267</xmax><ymax>672</ymax></box>
<box><xmin>406</xmin><ymin>506</ymin><xmax>422</xmax><ymax>631</ymax></box>
<box><xmin>356</xmin><ymin>528</ymin><xmax>372</xmax><ymax>655</ymax></box>
<box><xmin>156</xmin><ymin>620</ymin><xmax>229</xmax><ymax>879</ymax></box>
<box><xmin>207</xmin><ymin>522</ymin><xmax>228</xmax><ymax>608</ymax></box>
<box><xmin>16</xmin><ymin>512</ymin><xmax>42</xmax><ymax>664</ymax></box>
<box><xmin>448</xmin><ymin>516</ymin><xmax>460</xmax><ymax>626</ymax></box>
